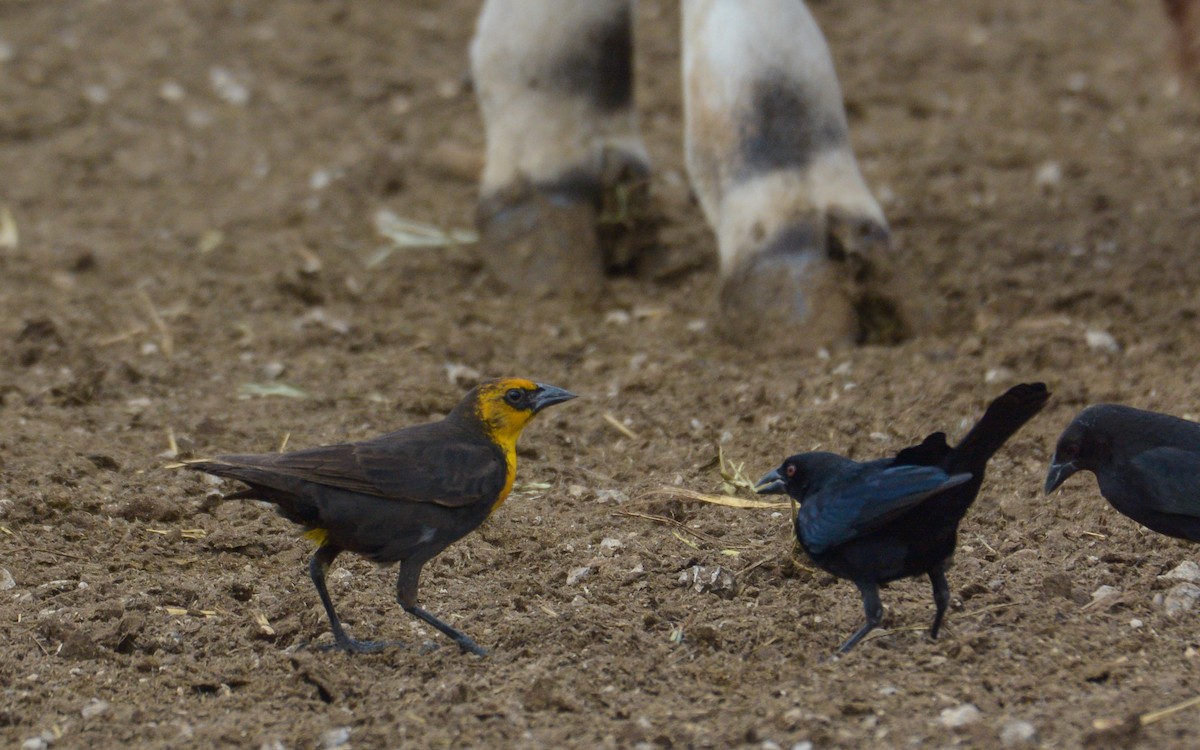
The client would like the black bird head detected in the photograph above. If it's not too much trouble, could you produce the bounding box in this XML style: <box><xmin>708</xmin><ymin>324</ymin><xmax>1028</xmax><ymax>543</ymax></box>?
<box><xmin>1045</xmin><ymin>406</ymin><xmax>1113</xmax><ymax>494</ymax></box>
<box><xmin>755</xmin><ymin>453</ymin><xmax>846</xmax><ymax>501</ymax></box>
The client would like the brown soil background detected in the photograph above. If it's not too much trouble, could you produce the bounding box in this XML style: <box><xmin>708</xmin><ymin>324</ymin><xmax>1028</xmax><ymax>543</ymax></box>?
<box><xmin>3</xmin><ymin>1</ymin><xmax>1200</xmax><ymax>748</ymax></box>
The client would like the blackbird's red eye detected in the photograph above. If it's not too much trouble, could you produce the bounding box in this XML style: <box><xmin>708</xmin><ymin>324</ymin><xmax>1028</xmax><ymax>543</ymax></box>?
<box><xmin>785</xmin><ymin>465</ymin><xmax>797</xmax><ymax>478</ymax></box>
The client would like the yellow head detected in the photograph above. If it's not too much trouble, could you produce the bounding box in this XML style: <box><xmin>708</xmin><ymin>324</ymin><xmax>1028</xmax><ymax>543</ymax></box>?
<box><xmin>458</xmin><ymin>377</ymin><xmax>577</xmax><ymax>450</ymax></box>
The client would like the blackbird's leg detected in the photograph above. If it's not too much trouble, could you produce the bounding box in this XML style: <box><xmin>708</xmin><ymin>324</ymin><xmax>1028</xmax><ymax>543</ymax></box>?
<box><xmin>837</xmin><ymin>580</ymin><xmax>884</xmax><ymax>654</ymax></box>
<box><xmin>929</xmin><ymin>564</ymin><xmax>951</xmax><ymax>641</ymax></box>
<box><xmin>309</xmin><ymin>545</ymin><xmax>392</xmax><ymax>654</ymax></box>
<box><xmin>396</xmin><ymin>558</ymin><xmax>487</xmax><ymax>656</ymax></box>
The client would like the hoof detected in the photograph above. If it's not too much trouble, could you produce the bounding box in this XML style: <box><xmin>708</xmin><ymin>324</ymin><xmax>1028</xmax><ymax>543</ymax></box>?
<box><xmin>475</xmin><ymin>148</ymin><xmax>658</xmax><ymax>298</ymax></box>
<box><xmin>718</xmin><ymin>218</ymin><xmax>910</xmax><ymax>353</ymax></box>
<box><xmin>476</xmin><ymin>179</ymin><xmax>605</xmax><ymax>300</ymax></box>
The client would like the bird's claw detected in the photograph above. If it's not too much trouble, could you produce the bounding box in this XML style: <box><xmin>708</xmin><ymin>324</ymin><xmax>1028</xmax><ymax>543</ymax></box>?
<box><xmin>318</xmin><ymin>637</ymin><xmax>403</xmax><ymax>654</ymax></box>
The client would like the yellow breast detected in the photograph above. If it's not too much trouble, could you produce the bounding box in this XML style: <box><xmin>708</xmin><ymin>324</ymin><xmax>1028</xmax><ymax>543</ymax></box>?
<box><xmin>489</xmin><ymin>431</ymin><xmax>518</xmax><ymax>516</ymax></box>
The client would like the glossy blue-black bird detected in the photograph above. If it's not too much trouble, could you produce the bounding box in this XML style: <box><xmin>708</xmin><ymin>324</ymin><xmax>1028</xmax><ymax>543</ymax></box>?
<box><xmin>1045</xmin><ymin>404</ymin><xmax>1200</xmax><ymax>542</ymax></box>
<box><xmin>757</xmin><ymin>383</ymin><xmax>1050</xmax><ymax>654</ymax></box>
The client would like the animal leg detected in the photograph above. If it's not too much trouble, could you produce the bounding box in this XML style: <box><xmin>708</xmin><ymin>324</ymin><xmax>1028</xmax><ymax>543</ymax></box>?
<box><xmin>929</xmin><ymin>564</ymin><xmax>951</xmax><ymax>640</ymax></box>
<box><xmin>838</xmin><ymin>580</ymin><xmax>884</xmax><ymax>654</ymax></box>
<box><xmin>682</xmin><ymin>0</ymin><xmax>908</xmax><ymax>351</ymax></box>
<box><xmin>308</xmin><ymin>546</ymin><xmax>392</xmax><ymax>653</ymax></box>
<box><xmin>471</xmin><ymin>0</ymin><xmax>656</xmax><ymax>296</ymax></box>
<box><xmin>396</xmin><ymin>559</ymin><xmax>487</xmax><ymax>656</ymax></box>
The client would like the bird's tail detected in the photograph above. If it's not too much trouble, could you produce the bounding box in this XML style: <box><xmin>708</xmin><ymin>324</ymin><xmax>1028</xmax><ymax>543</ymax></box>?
<box><xmin>179</xmin><ymin>458</ymin><xmax>322</xmax><ymax>525</ymax></box>
<box><xmin>951</xmin><ymin>382</ymin><xmax>1050</xmax><ymax>470</ymax></box>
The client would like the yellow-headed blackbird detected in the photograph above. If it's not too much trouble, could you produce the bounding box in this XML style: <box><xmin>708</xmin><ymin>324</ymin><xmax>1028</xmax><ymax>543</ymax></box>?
<box><xmin>183</xmin><ymin>377</ymin><xmax>576</xmax><ymax>655</ymax></box>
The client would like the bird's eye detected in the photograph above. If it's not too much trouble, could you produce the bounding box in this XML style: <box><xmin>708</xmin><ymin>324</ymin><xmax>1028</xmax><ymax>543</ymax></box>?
<box><xmin>785</xmin><ymin>465</ymin><xmax>797</xmax><ymax>478</ymax></box>
<box><xmin>505</xmin><ymin>388</ymin><xmax>524</xmax><ymax>405</ymax></box>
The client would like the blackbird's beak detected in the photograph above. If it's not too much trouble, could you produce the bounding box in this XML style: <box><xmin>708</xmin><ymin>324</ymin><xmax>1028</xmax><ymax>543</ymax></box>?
<box><xmin>755</xmin><ymin>468</ymin><xmax>786</xmax><ymax>495</ymax></box>
<box><xmin>1044</xmin><ymin>457</ymin><xmax>1079</xmax><ymax>495</ymax></box>
<box><xmin>532</xmin><ymin>384</ymin><xmax>577</xmax><ymax>412</ymax></box>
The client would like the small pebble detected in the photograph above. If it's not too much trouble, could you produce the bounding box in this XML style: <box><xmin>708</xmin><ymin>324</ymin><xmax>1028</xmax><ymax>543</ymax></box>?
<box><xmin>678</xmin><ymin>565</ymin><xmax>737</xmax><ymax>599</ymax></box>
<box><xmin>1085</xmin><ymin>328</ymin><xmax>1120</xmax><ymax>354</ymax></box>
<box><xmin>261</xmin><ymin>361</ymin><xmax>286</xmax><ymax>380</ymax></box>
<box><xmin>1160</xmin><ymin>560</ymin><xmax>1200</xmax><ymax>583</ymax></box>
<box><xmin>159</xmin><ymin>81</ymin><xmax>185</xmax><ymax>102</ymax></box>
<box><xmin>595</xmin><ymin>489</ymin><xmax>628</xmax><ymax>504</ymax></box>
<box><xmin>939</xmin><ymin>703</ymin><xmax>982</xmax><ymax>729</ymax></box>
<box><xmin>83</xmin><ymin>84</ymin><xmax>109</xmax><ymax>105</ymax></box>
<box><xmin>210</xmin><ymin>66</ymin><xmax>250</xmax><ymax>105</ymax></box>
<box><xmin>985</xmin><ymin>367</ymin><xmax>1015</xmax><ymax>384</ymax></box>
<box><xmin>0</xmin><ymin>568</ymin><xmax>15</xmax><ymax>590</ymax></box>
<box><xmin>1091</xmin><ymin>585</ymin><xmax>1119</xmax><ymax>602</ymax></box>
<box><xmin>1034</xmin><ymin>161</ymin><xmax>1062</xmax><ymax>189</ymax></box>
<box><xmin>1164</xmin><ymin>582</ymin><xmax>1200</xmax><ymax>616</ymax></box>
<box><xmin>444</xmin><ymin>362</ymin><xmax>481</xmax><ymax>388</ymax></box>
<box><xmin>320</xmin><ymin>727</ymin><xmax>351</xmax><ymax>749</ymax></box>
<box><xmin>21</xmin><ymin>738</ymin><xmax>47</xmax><ymax>750</ymax></box>
<box><xmin>81</xmin><ymin>698</ymin><xmax>109</xmax><ymax>719</ymax></box>
<box><xmin>599</xmin><ymin>538</ymin><xmax>624</xmax><ymax>555</ymax></box>
<box><xmin>309</xmin><ymin>170</ymin><xmax>331</xmax><ymax>191</ymax></box>
<box><xmin>566</xmin><ymin>566</ymin><xmax>593</xmax><ymax>586</ymax></box>
<box><xmin>999</xmin><ymin>718</ymin><xmax>1037</xmax><ymax>746</ymax></box>
<box><xmin>1129</xmin><ymin>618</ymin><xmax>1144</xmax><ymax>629</ymax></box>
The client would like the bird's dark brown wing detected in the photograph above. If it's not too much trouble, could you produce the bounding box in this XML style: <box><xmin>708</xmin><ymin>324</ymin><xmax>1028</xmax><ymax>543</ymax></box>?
<box><xmin>212</xmin><ymin>422</ymin><xmax>507</xmax><ymax>509</ymax></box>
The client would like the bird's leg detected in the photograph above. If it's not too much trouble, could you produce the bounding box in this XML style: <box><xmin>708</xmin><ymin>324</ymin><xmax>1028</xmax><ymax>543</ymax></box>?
<box><xmin>405</xmin><ymin>606</ymin><xmax>488</xmax><ymax>657</ymax></box>
<box><xmin>396</xmin><ymin>561</ymin><xmax>487</xmax><ymax>656</ymax></box>
<box><xmin>308</xmin><ymin>546</ymin><xmax>390</xmax><ymax>654</ymax></box>
<box><xmin>928</xmin><ymin>564</ymin><xmax>951</xmax><ymax>641</ymax></box>
<box><xmin>837</xmin><ymin>581</ymin><xmax>884</xmax><ymax>654</ymax></box>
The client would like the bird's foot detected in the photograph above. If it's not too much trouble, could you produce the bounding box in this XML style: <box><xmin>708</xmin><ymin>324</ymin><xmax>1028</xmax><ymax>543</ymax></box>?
<box><xmin>318</xmin><ymin>637</ymin><xmax>403</xmax><ymax>654</ymax></box>
<box><xmin>453</xmin><ymin>635</ymin><xmax>488</xmax><ymax>657</ymax></box>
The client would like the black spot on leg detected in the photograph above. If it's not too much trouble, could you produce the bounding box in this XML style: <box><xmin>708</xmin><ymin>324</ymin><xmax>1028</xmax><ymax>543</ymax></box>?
<box><xmin>546</xmin><ymin>4</ymin><xmax>634</xmax><ymax>114</ymax></box>
<box><xmin>737</xmin><ymin>71</ymin><xmax>847</xmax><ymax>179</ymax></box>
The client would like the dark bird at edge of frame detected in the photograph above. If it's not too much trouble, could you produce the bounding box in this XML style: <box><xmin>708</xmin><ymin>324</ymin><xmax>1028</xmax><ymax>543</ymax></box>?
<box><xmin>180</xmin><ymin>377</ymin><xmax>576</xmax><ymax>656</ymax></box>
<box><xmin>756</xmin><ymin>382</ymin><xmax>1050</xmax><ymax>654</ymax></box>
<box><xmin>1046</xmin><ymin>404</ymin><xmax>1200</xmax><ymax>542</ymax></box>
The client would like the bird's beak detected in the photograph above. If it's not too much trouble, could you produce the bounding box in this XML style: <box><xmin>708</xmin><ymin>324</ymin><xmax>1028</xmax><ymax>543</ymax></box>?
<box><xmin>1044</xmin><ymin>458</ymin><xmax>1079</xmax><ymax>495</ymax></box>
<box><xmin>755</xmin><ymin>468</ymin><xmax>786</xmax><ymax>495</ymax></box>
<box><xmin>531</xmin><ymin>383</ymin><xmax>577</xmax><ymax>412</ymax></box>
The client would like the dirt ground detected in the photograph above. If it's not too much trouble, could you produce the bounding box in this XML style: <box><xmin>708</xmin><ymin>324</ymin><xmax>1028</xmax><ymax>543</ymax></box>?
<box><xmin>2</xmin><ymin>1</ymin><xmax>1200</xmax><ymax>748</ymax></box>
